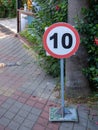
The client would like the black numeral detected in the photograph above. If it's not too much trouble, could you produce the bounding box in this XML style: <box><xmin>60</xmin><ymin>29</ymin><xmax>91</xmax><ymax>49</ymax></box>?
<box><xmin>50</xmin><ymin>33</ymin><xmax>73</xmax><ymax>49</ymax></box>
<box><xmin>50</xmin><ymin>33</ymin><xmax>58</xmax><ymax>48</ymax></box>
<box><xmin>62</xmin><ymin>33</ymin><xmax>72</xmax><ymax>49</ymax></box>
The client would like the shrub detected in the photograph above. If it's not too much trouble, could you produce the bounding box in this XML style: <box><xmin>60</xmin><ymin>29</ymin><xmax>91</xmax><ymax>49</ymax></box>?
<box><xmin>21</xmin><ymin>0</ymin><xmax>68</xmax><ymax>77</ymax></box>
<box><xmin>1</xmin><ymin>0</ymin><xmax>16</xmax><ymax>17</ymax></box>
<box><xmin>75</xmin><ymin>0</ymin><xmax>98</xmax><ymax>90</ymax></box>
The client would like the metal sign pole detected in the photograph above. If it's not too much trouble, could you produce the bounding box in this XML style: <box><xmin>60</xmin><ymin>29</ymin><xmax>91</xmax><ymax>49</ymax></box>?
<box><xmin>49</xmin><ymin>58</ymin><xmax>78</xmax><ymax>121</ymax></box>
<box><xmin>60</xmin><ymin>58</ymin><xmax>65</xmax><ymax>117</ymax></box>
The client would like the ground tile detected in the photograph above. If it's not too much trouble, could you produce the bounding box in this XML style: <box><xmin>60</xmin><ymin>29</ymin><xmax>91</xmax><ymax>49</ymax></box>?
<box><xmin>31</xmin><ymin>107</ymin><xmax>42</xmax><ymax>116</ymax></box>
<box><xmin>21</xmin><ymin>104</ymin><xmax>32</xmax><ymax>112</ymax></box>
<box><xmin>0</xmin><ymin>95</ymin><xmax>7</xmax><ymax>101</ymax></box>
<box><xmin>22</xmin><ymin>119</ymin><xmax>35</xmax><ymax>129</ymax></box>
<box><xmin>0</xmin><ymin>107</ymin><xmax>7</xmax><ymax>117</ymax></box>
<box><xmin>18</xmin><ymin>109</ymin><xmax>29</xmax><ymax>118</ymax></box>
<box><xmin>13</xmin><ymin>115</ymin><xmax>25</xmax><ymax>124</ymax></box>
<box><xmin>38</xmin><ymin>98</ymin><xmax>48</xmax><ymax>105</ymax></box>
<box><xmin>0</xmin><ymin>117</ymin><xmax>10</xmax><ymax>126</ymax></box>
<box><xmin>1</xmin><ymin>102</ymin><xmax>12</xmax><ymax>110</ymax></box>
<box><xmin>47</xmin><ymin>122</ymin><xmax>60</xmax><ymax>130</ymax></box>
<box><xmin>26</xmin><ymin>100</ymin><xmax>35</xmax><ymax>107</ymax></box>
<box><xmin>37</xmin><ymin>117</ymin><xmax>48</xmax><ymax>127</ymax></box>
<box><xmin>4</xmin><ymin>111</ymin><xmax>15</xmax><ymax>120</ymax></box>
<box><xmin>5</xmin><ymin>127</ymin><xmax>11</xmax><ymax>130</ymax></box>
<box><xmin>18</xmin><ymin>97</ymin><xmax>27</xmax><ymax>103</ymax></box>
<box><xmin>0</xmin><ymin>125</ymin><xmax>5</xmax><ymax>130</ymax></box>
<box><xmin>5</xmin><ymin>98</ymin><xmax>16</xmax><ymax>105</ymax></box>
<box><xmin>9</xmin><ymin>106</ymin><xmax>20</xmax><ymax>114</ymax></box>
<box><xmin>14</xmin><ymin>101</ymin><xmax>23</xmax><ymax>108</ymax></box>
<box><xmin>40</xmin><ymin>111</ymin><xmax>49</xmax><ymax>120</ymax></box>
<box><xmin>33</xmin><ymin>124</ymin><xmax>46</xmax><ymax>130</ymax></box>
<box><xmin>27</xmin><ymin>113</ymin><xmax>38</xmax><ymax>122</ymax></box>
<box><xmin>8</xmin><ymin>121</ymin><xmax>20</xmax><ymax>130</ymax></box>
<box><xmin>11</xmin><ymin>94</ymin><xmax>19</xmax><ymax>100</ymax></box>
<box><xmin>34</xmin><ymin>102</ymin><xmax>45</xmax><ymax>109</ymax></box>
<box><xmin>29</xmin><ymin>96</ymin><xmax>38</xmax><ymax>101</ymax></box>
<box><xmin>19</xmin><ymin>126</ymin><xmax>31</xmax><ymax>130</ymax></box>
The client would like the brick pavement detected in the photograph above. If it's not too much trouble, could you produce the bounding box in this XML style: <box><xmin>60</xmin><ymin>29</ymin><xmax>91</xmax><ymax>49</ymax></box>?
<box><xmin>0</xmin><ymin>24</ymin><xmax>98</xmax><ymax>130</ymax></box>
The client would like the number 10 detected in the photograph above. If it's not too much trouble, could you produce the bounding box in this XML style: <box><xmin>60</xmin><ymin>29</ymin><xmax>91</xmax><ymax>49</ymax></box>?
<box><xmin>50</xmin><ymin>33</ymin><xmax>72</xmax><ymax>49</ymax></box>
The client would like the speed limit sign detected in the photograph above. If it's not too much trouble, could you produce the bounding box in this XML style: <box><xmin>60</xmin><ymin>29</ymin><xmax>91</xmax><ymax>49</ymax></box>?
<box><xmin>43</xmin><ymin>22</ymin><xmax>80</xmax><ymax>59</ymax></box>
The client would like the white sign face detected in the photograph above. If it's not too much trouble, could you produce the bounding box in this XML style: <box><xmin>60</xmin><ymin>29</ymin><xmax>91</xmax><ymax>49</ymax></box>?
<box><xmin>43</xmin><ymin>23</ymin><xmax>80</xmax><ymax>59</ymax></box>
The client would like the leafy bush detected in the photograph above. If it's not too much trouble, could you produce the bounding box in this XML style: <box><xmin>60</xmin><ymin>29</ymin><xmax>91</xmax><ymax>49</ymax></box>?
<box><xmin>75</xmin><ymin>0</ymin><xmax>98</xmax><ymax>90</ymax></box>
<box><xmin>21</xmin><ymin>0</ymin><xmax>68</xmax><ymax>77</ymax></box>
<box><xmin>0</xmin><ymin>0</ymin><xmax>16</xmax><ymax>17</ymax></box>
<box><xmin>0</xmin><ymin>4</ymin><xmax>5</xmax><ymax>18</ymax></box>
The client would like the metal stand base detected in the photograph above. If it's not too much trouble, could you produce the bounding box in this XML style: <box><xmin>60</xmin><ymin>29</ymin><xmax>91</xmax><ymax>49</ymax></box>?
<box><xmin>49</xmin><ymin>107</ymin><xmax>78</xmax><ymax>122</ymax></box>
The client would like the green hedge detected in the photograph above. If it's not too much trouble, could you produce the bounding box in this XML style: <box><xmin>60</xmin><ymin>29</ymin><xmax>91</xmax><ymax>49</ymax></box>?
<box><xmin>0</xmin><ymin>0</ymin><xmax>16</xmax><ymax>18</ymax></box>
<box><xmin>75</xmin><ymin>0</ymin><xmax>98</xmax><ymax>90</ymax></box>
<box><xmin>21</xmin><ymin>0</ymin><xmax>68</xmax><ymax>77</ymax></box>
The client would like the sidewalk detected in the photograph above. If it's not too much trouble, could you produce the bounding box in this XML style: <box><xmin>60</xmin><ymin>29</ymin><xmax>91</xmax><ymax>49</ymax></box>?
<box><xmin>0</xmin><ymin>18</ymin><xmax>17</xmax><ymax>33</ymax></box>
<box><xmin>0</xmin><ymin>19</ymin><xmax>98</xmax><ymax>130</ymax></box>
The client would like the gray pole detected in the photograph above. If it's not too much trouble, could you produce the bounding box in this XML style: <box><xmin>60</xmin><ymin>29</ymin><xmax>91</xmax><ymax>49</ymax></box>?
<box><xmin>60</xmin><ymin>59</ymin><xmax>65</xmax><ymax>117</ymax></box>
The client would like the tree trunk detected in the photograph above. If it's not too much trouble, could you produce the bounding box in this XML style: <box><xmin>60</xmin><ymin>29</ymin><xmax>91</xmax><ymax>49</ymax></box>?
<box><xmin>66</xmin><ymin>0</ymin><xmax>91</xmax><ymax>98</ymax></box>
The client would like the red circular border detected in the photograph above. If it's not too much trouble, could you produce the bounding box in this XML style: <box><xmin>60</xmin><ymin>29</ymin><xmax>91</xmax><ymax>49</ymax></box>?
<box><xmin>43</xmin><ymin>22</ymin><xmax>80</xmax><ymax>59</ymax></box>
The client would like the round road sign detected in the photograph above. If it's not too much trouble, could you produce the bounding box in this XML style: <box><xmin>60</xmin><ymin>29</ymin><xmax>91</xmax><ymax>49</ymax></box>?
<box><xmin>43</xmin><ymin>22</ymin><xmax>80</xmax><ymax>59</ymax></box>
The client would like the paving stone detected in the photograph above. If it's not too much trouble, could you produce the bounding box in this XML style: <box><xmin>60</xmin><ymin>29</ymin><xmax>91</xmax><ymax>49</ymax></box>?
<box><xmin>9</xmin><ymin>106</ymin><xmax>20</xmax><ymax>114</ymax></box>
<box><xmin>27</xmin><ymin>113</ymin><xmax>38</xmax><ymax>122</ymax></box>
<box><xmin>1</xmin><ymin>102</ymin><xmax>12</xmax><ymax>110</ymax></box>
<box><xmin>38</xmin><ymin>98</ymin><xmax>48</xmax><ymax>105</ymax></box>
<box><xmin>0</xmin><ymin>125</ymin><xmax>5</xmax><ymax>130</ymax></box>
<box><xmin>78</xmin><ymin>109</ymin><xmax>89</xmax><ymax>120</ymax></box>
<box><xmin>17</xmin><ymin>109</ymin><xmax>29</xmax><ymax>118</ymax></box>
<box><xmin>13</xmin><ymin>115</ymin><xmax>25</xmax><ymax>124</ymax></box>
<box><xmin>17</xmin><ymin>87</ymin><xmax>26</xmax><ymax>92</ymax></box>
<box><xmin>11</xmin><ymin>94</ymin><xmax>19</xmax><ymax>100</ymax></box>
<box><xmin>78</xmin><ymin>116</ymin><xmax>88</xmax><ymax>127</ymax></box>
<box><xmin>26</xmin><ymin>100</ymin><xmax>36</xmax><ymax>107</ymax></box>
<box><xmin>13</xmin><ymin>101</ymin><xmax>23</xmax><ymax>108</ymax></box>
<box><xmin>0</xmin><ymin>107</ymin><xmax>7</xmax><ymax>117</ymax></box>
<box><xmin>18</xmin><ymin>126</ymin><xmax>31</xmax><ymax>130</ymax></box>
<box><xmin>20</xmin><ymin>83</ymin><xmax>31</xmax><ymax>89</ymax></box>
<box><xmin>33</xmin><ymin>89</ymin><xmax>43</xmax><ymax>97</ymax></box>
<box><xmin>45</xmin><ymin>128</ymin><xmax>52</xmax><ymax>130</ymax></box>
<box><xmin>4</xmin><ymin>111</ymin><xmax>15</xmax><ymax>120</ymax></box>
<box><xmin>73</xmin><ymin>123</ymin><xmax>86</xmax><ymax>130</ymax></box>
<box><xmin>0</xmin><ymin>117</ymin><xmax>10</xmax><ymax>126</ymax></box>
<box><xmin>47</xmin><ymin>122</ymin><xmax>60</xmax><ymax>130</ymax></box>
<box><xmin>14</xmin><ymin>91</ymin><xmax>23</xmax><ymax>97</ymax></box>
<box><xmin>60</xmin><ymin>122</ymin><xmax>73</xmax><ymax>130</ymax></box>
<box><xmin>5</xmin><ymin>98</ymin><xmax>16</xmax><ymax>105</ymax></box>
<box><xmin>5</xmin><ymin>127</ymin><xmax>12</xmax><ymax>130</ymax></box>
<box><xmin>40</xmin><ymin>93</ymin><xmax>50</xmax><ymax>99</ymax></box>
<box><xmin>29</xmin><ymin>96</ymin><xmax>38</xmax><ymax>102</ymax></box>
<box><xmin>8</xmin><ymin>121</ymin><xmax>20</xmax><ymax>130</ymax></box>
<box><xmin>21</xmin><ymin>93</ymin><xmax>30</xmax><ymax>99</ymax></box>
<box><xmin>21</xmin><ymin>104</ymin><xmax>32</xmax><ymax>112</ymax></box>
<box><xmin>22</xmin><ymin>119</ymin><xmax>35</xmax><ymax>129</ymax></box>
<box><xmin>87</xmin><ymin>120</ymin><xmax>98</xmax><ymax>130</ymax></box>
<box><xmin>37</xmin><ymin>117</ymin><xmax>49</xmax><ymax>127</ymax></box>
<box><xmin>18</xmin><ymin>97</ymin><xmax>27</xmax><ymax>103</ymax></box>
<box><xmin>34</xmin><ymin>102</ymin><xmax>45</xmax><ymax>109</ymax></box>
<box><xmin>31</xmin><ymin>107</ymin><xmax>42</xmax><ymax>116</ymax></box>
<box><xmin>33</xmin><ymin>124</ymin><xmax>46</xmax><ymax>130</ymax></box>
<box><xmin>40</xmin><ymin>111</ymin><xmax>49</xmax><ymax>120</ymax></box>
<box><xmin>93</xmin><ymin>115</ymin><xmax>98</xmax><ymax>122</ymax></box>
<box><xmin>0</xmin><ymin>95</ymin><xmax>7</xmax><ymax>102</ymax></box>
<box><xmin>24</xmin><ymin>89</ymin><xmax>34</xmax><ymax>94</ymax></box>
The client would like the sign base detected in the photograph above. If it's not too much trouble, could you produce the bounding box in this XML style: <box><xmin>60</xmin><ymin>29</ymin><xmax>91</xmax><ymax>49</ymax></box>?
<box><xmin>49</xmin><ymin>107</ymin><xmax>78</xmax><ymax>122</ymax></box>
